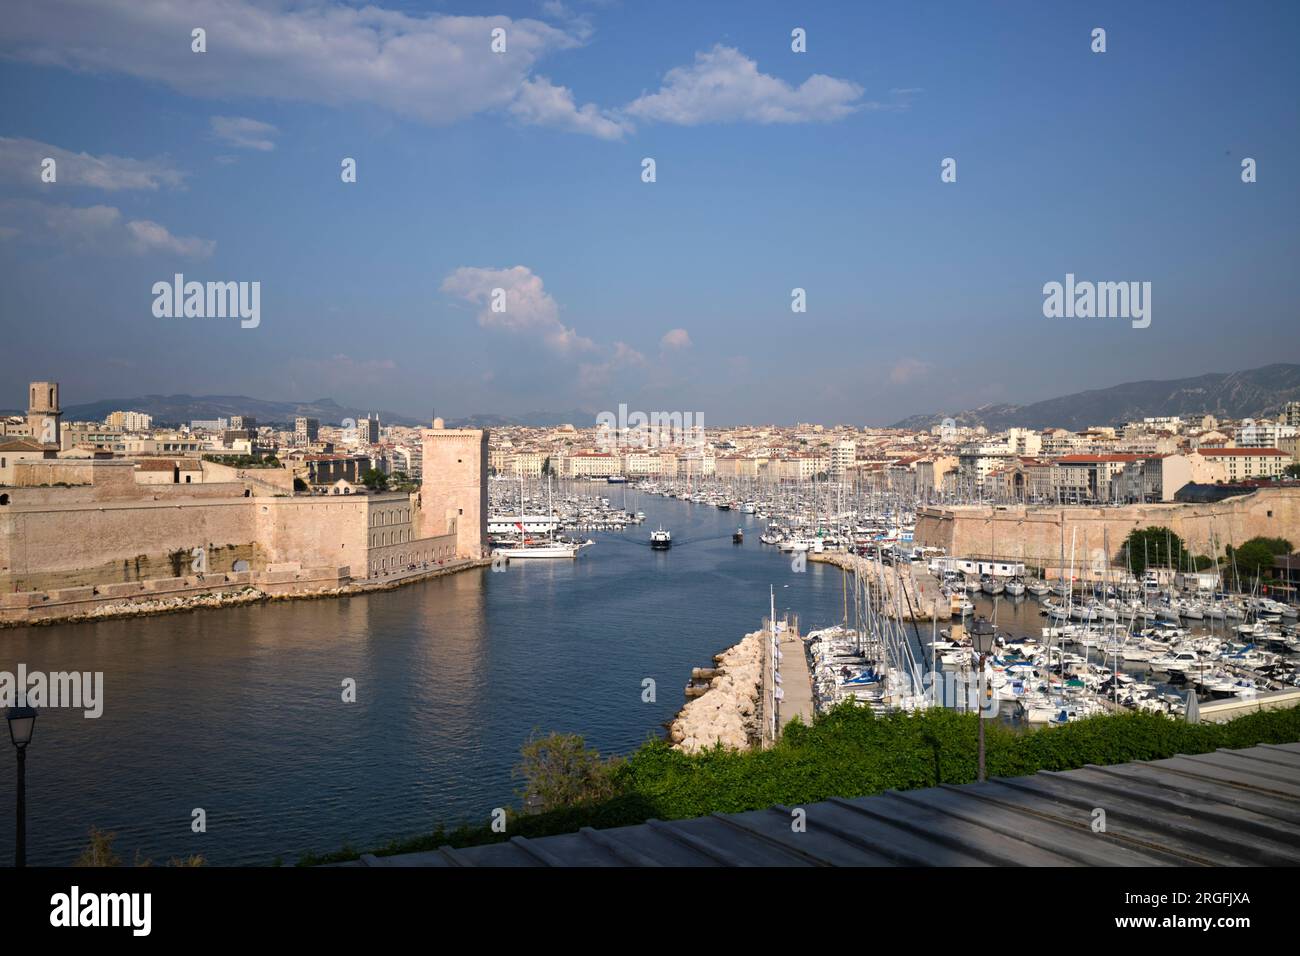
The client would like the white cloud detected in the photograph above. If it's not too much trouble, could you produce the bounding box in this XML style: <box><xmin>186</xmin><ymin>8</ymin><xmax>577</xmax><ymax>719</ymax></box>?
<box><xmin>579</xmin><ymin>340</ymin><xmax>646</xmax><ymax>390</ymax></box>
<box><xmin>210</xmin><ymin>116</ymin><xmax>278</xmax><ymax>151</ymax></box>
<box><xmin>510</xmin><ymin>77</ymin><xmax>629</xmax><ymax>140</ymax></box>
<box><xmin>538</xmin><ymin>1</ymin><xmax>593</xmax><ymax>42</ymax></box>
<box><xmin>624</xmin><ymin>45</ymin><xmax>865</xmax><ymax>125</ymax></box>
<box><xmin>125</xmin><ymin>219</ymin><xmax>216</xmax><ymax>258</ymax></box>
<box><xmin>0</xmin><ymin>136</ymin><xmax>186</xmax><ymax>190</ymax></box>
<box><xmin>0</xmin><ymin>199</ymin><xmax>214</xmax><ymax>258</ymax></box>
<box><xmin>2</xmin><ymin>0</ymin><xmax>615</xmax><ymax>135</ymax></box>
<box><xmin>441</xmin><ymin>265</ymin><xmax>594</xmax><ymax>354</ymax></box>
<box><xmin>660</xmin><ymin>328</ymin><xmax>692</xmax><ymax>350</ymax></box>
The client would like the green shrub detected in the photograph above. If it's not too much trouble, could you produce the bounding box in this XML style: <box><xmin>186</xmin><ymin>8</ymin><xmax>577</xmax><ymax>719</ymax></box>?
<box><xmin>298</xmin><ymin>704</ymin><xmax>1300</xmax><ymax>865</ymax></box>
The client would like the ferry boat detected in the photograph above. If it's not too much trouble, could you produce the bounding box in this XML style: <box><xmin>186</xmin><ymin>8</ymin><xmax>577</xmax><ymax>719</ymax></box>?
<box><xmin>650</xmin><ymin>527</ymin><xmax>672</xmax><ymax>550</ymax></box>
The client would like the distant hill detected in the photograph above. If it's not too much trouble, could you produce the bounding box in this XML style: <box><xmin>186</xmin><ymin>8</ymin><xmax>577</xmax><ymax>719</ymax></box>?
<box><xmin>447</xmin><ymin>409</ymin><xmax>597</xmax><ymax>429</ymax></box>
<box><xmin>48</xmin><ymin>394</ymin><xmax>427</xmax><ymax>428</ymax></box>
<box><xmin>0</xmin><ymin>393</ymin><xmax>599</xmax><ymax>430</ymax></box>
<box><xmin>892</xmin><ymin>363</ymin><xmax>1300</xmax><ymax>431</ymax></box>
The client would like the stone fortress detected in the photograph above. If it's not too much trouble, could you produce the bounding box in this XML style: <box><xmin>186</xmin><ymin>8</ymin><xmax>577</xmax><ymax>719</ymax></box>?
<box><xmin>0</xmin><ymin>382</ymin><xmax>488</xmax><ymax>602</ymax></box>
<box><xmin>915</xmin><ymin>488</ymin><xmax>1300</xmax><ymax>577</ymax></box>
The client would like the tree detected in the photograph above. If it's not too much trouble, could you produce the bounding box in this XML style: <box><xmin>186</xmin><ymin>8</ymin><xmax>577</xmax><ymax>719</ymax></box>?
<box><xmin>360</xmin><ymin>468</ymin><xmax>388</xmax><ymax>491</ymax></box>
<box><xmin>1284</xmin><ymin>463</ymin><xmax>1300</xmax><ymax>479</ymax></box>
<box><xmin>1123</xmin><ymin>526</ymin><xmax>1189</xmax><ymax>577</ymax></box>
<box><xmin>75</xmin><ymin>826</ymin><xmax>122</xmax><ymax>867</ymax></box>
<box><xmin>1230</xmin><ymin>536</ymin><xmax>1293</xmax><ymax>583</ymax></box>
<box><xmin>514</xmin><ymin>731</ymin><xmax>621</xmax><ymax>813</ymax></box>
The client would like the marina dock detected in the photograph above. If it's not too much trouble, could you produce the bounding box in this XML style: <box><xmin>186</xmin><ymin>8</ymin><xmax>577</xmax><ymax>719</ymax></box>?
<box><xmin>809</xmin><ymin>552</ymin><xmax>951</xmax><ymax>622</ymax></box>
<box><xmin>761</xmin><ymin>616</ymin><xmax>815</xmax><ymax>743</ymax></box>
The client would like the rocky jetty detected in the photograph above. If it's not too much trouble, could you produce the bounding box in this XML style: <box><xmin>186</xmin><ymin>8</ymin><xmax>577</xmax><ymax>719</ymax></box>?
<box><xmin>669</xmin><ymin>630</ymin><xmax>764</xmax><ymax>753</ymax></box>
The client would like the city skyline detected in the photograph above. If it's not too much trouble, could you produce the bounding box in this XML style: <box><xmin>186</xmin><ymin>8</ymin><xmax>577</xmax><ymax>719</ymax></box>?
<box><xmin>1</xmin><ymin>0</ymin><xmax>1297</xmax><ymax>425</ymax></box>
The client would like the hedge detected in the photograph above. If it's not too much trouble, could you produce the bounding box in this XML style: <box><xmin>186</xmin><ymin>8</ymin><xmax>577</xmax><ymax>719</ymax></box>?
<box><xmin>298</xmin><ymin>703</ymin><xmax>1300</xmax><ymax>865</ymax></box>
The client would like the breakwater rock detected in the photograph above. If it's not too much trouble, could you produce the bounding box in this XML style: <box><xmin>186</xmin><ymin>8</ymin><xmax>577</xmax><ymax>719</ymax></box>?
<box><xmin>669</xmin><ymin>630</ymin><xmax>764</xmax><ymax>753</ymax></box>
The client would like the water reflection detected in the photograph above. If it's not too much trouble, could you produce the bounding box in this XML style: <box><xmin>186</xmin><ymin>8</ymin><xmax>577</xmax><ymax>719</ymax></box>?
<box><xmin>0</xmin><ymin>491</ymin><xmax>844</xmax><ymax>865</ymax></box>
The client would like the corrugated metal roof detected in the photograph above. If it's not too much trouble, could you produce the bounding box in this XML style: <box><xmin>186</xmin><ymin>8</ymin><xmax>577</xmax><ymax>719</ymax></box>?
<box><xmin>341</xmin><ymin>743</ymin><xmax>1300</xmax><ymax>867</ymax></box>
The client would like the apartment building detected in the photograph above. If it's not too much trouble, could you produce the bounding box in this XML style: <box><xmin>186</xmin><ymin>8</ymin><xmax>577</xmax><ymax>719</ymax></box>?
<box><xmin>1197</xmin><ymin>447</ymin><xmax>1289</xmax><ymax>481</ymax></box>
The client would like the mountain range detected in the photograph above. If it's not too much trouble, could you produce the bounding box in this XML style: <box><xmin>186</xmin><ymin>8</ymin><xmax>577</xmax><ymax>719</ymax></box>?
<box><xmin>0</xmin><ymin>393</ymin><xmax>596</xmax><ymax>429</ymax></box>
<box><xmin>890</xmin><ymin>364</ymin><xmax>1300</xmax><ymax>432</ymax></box>
<box><xmin>5</xmin><ymin>364</ymin><xmax>1297</xmax><ymax>432</ymax></box>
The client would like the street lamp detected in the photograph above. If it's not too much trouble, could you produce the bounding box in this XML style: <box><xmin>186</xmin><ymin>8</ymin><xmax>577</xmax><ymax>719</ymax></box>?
<box><xmin>970</xmin><ymin>617</ymin><xmax>996</xmax><ymax>783</ymax></box>
<box><xmin>7</xmin><ymin>705</ymin><xmax>37</xmax><ymax>868</ymax></box>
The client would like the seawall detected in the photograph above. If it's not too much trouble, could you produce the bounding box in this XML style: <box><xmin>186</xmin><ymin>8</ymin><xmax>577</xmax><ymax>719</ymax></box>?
<box><xmin>0</xmin><ymin>558</ymin><xmax>490</xmax><ymax>628</ymax></box>
<box><xmin>915</xmin><ymin>486</ymin><xmax>1300</xmax><ymax>569</ymax></box>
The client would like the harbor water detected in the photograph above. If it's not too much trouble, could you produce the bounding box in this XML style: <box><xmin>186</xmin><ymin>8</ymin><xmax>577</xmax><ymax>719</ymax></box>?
<box><xmin>0</xmin><ymin>490</ymin><xmax>849</xmax><ymax>866</ymax></box>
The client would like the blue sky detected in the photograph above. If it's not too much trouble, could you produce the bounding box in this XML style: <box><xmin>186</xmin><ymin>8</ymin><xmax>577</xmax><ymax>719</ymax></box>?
<box><xmin>0</xmin><ymin>0</ymin><xmax>1296</xmax><ymax>425</ymax></box>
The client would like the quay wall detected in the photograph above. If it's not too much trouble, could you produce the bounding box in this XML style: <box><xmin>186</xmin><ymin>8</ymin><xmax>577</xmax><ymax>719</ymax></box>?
<box><xmin>914</xmin><ymin>487</ymin><xmax>1300</xmax><ymax>572</ymax></box>
<box><xmin>1198</xmin><ymin>690</ymin><xmax>1300</xmax><ymax>723</ymax></box>
<box><xmin>0</xmin><ymin>565</ymin><xmax>351</xmax><ymax>625</ymax></box>
<box><xmin>0</xmin><ymin>557</ymin><xmax>491</xmax><ymax>627</ymax></box>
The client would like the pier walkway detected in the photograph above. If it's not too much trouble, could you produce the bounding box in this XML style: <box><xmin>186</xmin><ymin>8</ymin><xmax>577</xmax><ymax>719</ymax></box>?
<box><xmin>764</xmin><ymin>621</ymin><xmax>814</xmax><ymax>742</ymax></box>
<box><xmin>342</xmin><ymin>741</ymin><xmax>1300</xmax><ymax>867</ymax></box>
<box><xmin>810</xmin><ymin>552</ymin><xmax>951</xmax><ymax>622</ymax></box>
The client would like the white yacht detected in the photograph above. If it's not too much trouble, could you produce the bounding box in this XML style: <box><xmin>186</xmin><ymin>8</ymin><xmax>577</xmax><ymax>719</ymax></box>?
<box><xmin>492</xmin><ymin>540</ymin><xmax>581</xmax><ymax>560</ymax></box>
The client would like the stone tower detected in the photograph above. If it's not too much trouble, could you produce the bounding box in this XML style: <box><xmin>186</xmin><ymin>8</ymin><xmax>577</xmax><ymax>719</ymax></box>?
<box><xmin>27</xmin><ymin>381</ymin><xmax>61</xmax><ymax>447</ymax></box>
<box><xmin>420</xmin><ymin>418</ymin><xmax>488</xmax><ymax>558</ymax></box>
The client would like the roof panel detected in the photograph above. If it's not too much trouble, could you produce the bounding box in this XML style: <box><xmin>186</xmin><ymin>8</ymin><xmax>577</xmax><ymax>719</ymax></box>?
<box><xmin>344</xmin><ymin>743</ymin><xmax>1300</xmax><ymax>868</ymax></box>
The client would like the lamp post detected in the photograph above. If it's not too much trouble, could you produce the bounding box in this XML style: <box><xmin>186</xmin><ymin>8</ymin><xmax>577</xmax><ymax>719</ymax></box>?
<box><xmin>7</xmin><ymin>705</ymin><xmax>37</xmax><ymax>868</ymax></box>
<box><xmin>970</xmin><ymin>617</ymin><xmax>996</xmax><ymax>783</ymax></box>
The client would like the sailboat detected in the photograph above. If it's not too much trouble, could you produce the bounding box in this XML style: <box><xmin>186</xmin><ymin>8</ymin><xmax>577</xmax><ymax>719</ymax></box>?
<box><xmin>493</xmin><ymin>474</ymin><xmax>581</xmax><ymax>560</ymax></box>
